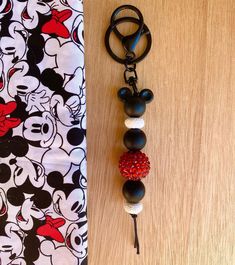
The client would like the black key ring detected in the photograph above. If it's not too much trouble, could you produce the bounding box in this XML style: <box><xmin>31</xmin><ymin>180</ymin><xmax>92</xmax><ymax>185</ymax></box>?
<box><xmin>105</xmin><ymin>5</ymin><xmax>152</xmax><ymax>64</ymax></box>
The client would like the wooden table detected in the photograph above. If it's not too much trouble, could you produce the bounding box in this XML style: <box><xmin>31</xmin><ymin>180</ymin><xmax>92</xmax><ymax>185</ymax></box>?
<box><xmin>84</xmin><ymin>1</ymin><xmax>235</xmax><ymax>264</ymax></box>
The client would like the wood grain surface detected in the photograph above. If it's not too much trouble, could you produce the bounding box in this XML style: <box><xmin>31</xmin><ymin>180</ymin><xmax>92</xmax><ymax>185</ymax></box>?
<box><xmin>84</xmin><ymin>1</ymin><xmax>235</xmax><ymax>264</ymax></box>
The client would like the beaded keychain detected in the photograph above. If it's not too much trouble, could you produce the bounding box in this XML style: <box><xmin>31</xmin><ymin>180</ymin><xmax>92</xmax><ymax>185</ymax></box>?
<box><xmin>105</xmin><ymin>5</ymin><xmax>154</xmax><ymax>255</ymax></box>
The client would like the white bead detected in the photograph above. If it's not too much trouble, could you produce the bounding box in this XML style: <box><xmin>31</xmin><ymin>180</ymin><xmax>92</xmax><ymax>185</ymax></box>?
<box><xmin>123</xmin><ymin>201</ymin><xmax>143</xmax><ymax>215</ymax></box>
<box><xmin>124</xmin><ymin>118</ymin><xmax>145</xmax><ymax>129</ymax></box>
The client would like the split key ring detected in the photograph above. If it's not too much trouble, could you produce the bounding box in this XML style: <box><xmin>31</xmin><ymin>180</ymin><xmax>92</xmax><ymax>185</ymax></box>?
<box><xmin>105</xmin><ymin>5</ymin><xmax>152</xmax><ymax>65</ymax></box>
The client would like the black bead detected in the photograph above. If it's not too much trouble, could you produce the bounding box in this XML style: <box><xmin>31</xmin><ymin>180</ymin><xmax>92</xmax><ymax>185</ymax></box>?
<box><xmin>123</xmin><ymin>129</ymin><xmax>146</xmax><ymax>150</ymax></box>
<box><xmin>122</xmin><ymin>180</ymin><xmax>145</xmax><ymax>203</ymax></box>
<box><xmin>117</xmin><ymin>87</ymin><xmax>132</xmax><ymax>102</ymax></box>
<box><xmin>139</xmin><ymin>89</ymin><xmax>154</xmax><ymax>103</ymax></box>
<box><xmin>124</xmin><ymin>96</ymin><xmax>146</xmax><ymax>117</ymax></box>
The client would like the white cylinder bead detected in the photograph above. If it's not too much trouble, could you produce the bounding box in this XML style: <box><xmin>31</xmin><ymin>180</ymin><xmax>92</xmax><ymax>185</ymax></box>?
<box><xmin>123</xmin><ymin>201</ymin><xmax>143</xmax><ymax>215</ymax></box>
<box><xmin>124</xmin><ymin>117</ymin><xmax>145</xmax><ymax>129</ymax></box>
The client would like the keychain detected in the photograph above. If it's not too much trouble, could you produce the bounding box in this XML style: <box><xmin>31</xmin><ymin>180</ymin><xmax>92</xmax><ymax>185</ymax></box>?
<box><xmin>105</xmin><ymin>5</ymin><xmax>154</xmax><ymax>255</ymax></box>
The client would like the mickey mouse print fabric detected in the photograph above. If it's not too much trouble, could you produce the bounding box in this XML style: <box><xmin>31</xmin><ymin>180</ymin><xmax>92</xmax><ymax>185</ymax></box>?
<box><xmin>0</xmin><ymin>0</ymin><xmax>87</xmax><ymax>265</ymax></box>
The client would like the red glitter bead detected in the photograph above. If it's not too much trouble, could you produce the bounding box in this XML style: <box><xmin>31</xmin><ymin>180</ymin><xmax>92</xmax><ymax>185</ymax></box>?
<box><xmin>119</xmin><ymin>151</ymin><xmax>150</xmax><ymax>180</ymax></box>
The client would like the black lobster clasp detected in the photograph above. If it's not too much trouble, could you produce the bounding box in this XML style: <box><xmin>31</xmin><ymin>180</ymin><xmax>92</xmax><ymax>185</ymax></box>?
<box><xmin>105</xmin><ymin>5</ymin><xmax>152</xmax><ymax>65</ymax></box>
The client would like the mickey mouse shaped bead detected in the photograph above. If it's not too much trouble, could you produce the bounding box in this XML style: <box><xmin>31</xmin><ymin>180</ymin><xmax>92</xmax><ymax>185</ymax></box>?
<box><xmin>118</xmin><ymin>87</ymin><xmax>154</xmax><ymax>117</ymax></box>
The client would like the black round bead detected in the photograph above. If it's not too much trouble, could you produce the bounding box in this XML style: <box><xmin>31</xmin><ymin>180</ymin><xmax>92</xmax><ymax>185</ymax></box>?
<box><xmin>122</xmin><ymin>180</ymin><xmax>145</xmax><ymax>203</ymax></box>
<box><xmin>139</xmin><ymin>89</ymin><xmax>154</xmax><ymax>103</ymax></box>
<box><xmin>123</xmin><ymin>129</ymin><xmax>146</xmax><ymax>150</ymax></box>
<box><xmin>117</xmin><ymin>87</ymin><xmax>132</xmax><ymax>102</ymax></box>
<box><xmin>124</xmin><ymin>96</ymin><xmax>146</xmax><ymax>117</ymax></box>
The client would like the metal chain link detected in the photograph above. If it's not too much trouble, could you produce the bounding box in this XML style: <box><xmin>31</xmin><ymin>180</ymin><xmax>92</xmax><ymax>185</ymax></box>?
<box><xmin>124</xmin><ymin>61</ymin><xmax>139</xmax><ymax>95</ymax></box>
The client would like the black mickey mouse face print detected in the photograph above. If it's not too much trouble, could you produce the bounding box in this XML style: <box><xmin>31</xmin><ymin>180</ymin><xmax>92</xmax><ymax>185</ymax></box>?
<box><xmin>53</xmin><ymin>188</ymin><xmax>85</xmax><ymax>222</ymax></box>
<box><xmin>45</xmin><ymin>38</ymin><xmax>84</xmax><ymax>77</ymax></box>
<box><xmin>16</xmin><ymin>198</ymin><xmax>45</xmax><ymax>231</ymax></box>
<box><xmin>71</xmin><ymin>14</ymin><xmax>84</xmax><ymax>53</ymax></box>
<box><xmin>0</xmin><ymin>22</ymin><xmax>28</xmax><ymax>64</ymax></box>
<box><xmin>6</xmin><ymin>186</ymin><xmax>52</xmax><ymax>263</ymax></box>
<box><xmin>21</xmin><ymin>0</ymin><xmax>51</xmax><ymax>30</ymax></box>
<box><xmin>0</xmin><ymin>59</ymin><xmax>5</xmax><ymax>92</ymax></box>
<box><xmin>0</xmin><ymin>0</ymin><xmax>13</xmax><ymax>20</ymax></box>
<box><xmin>65</xmin><ymin>222</ymin><xmax>87</xmax><ymax>259</ymax></box>
<box><xmin>42</xmin><ymin>144</ymin><xmax>86</xmax><ymax>177</ymax></box>
<box><xmin>64</xmin><ymin>67</ymin><xmax>85</xmax><ymax>96</ymax></box>
<box><xmin>40</xmin><ymin>67</ymin><xmax>85</xmax><ymax>127</ymax></box>
<box><xmin>0</xmin><ymin>155</ymin><xmax>45</xmax><ymax>193</ymax></box>
<box><xmin>0</xmin><ymin>135</ymin><xmax>29</xmax><ymax>158</ymax></box>
<box><xmin>23</xmin><ymin>111</ymin><xmax>57</xmax><ymax>148</ymax></box>
<box><xmin>7</xmin><ymin>61</ymin><xmax>40</xmax><ymax>98</ymax></box>
<box><xmin>12</xmin><ymin>157</ymin><xmax>45</xmax><ymax>190</ymax></box>
<box><xmin>47</xmin><ymin>171</ymin><xmax>86</xmax><ymax>222</ymax></box>
<box><xmin>0</xmin><ymin>222</ymin><xmax>24</xmax><ymax>265</ymax></box>
<box><xmin>40</xmin><ymin>240</ymin><xmax>78</xmax><ymax>265</ymax></box>
<box><xmin>0</xmin><ymin>161</ymin><xmax>11</xmax><ymax>184</ymax></box>
<box><xmin>7</xmin><ymin>188</ymin><xmax>52</xmax><ymax>232</ymax></box>
<box><xmin>0</xmin><ymin>188</ymin><xmax>7</xmax><ymax>217</ymax></box>
<box><xmin>50</xmin><ymin>94</ymin><xmax>81</xmax><ymax>127</ymax></box>
<box><xmin>60</xmin><ymin>0</ymin><xmax>83</xmax><ymax>12</ymax></box>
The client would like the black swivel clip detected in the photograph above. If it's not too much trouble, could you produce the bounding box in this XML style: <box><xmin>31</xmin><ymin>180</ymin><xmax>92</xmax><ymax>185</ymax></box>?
<box><xmin>105</xmin><ymin>5</ymin><xmax>152</xmax><ymax>65</ymax></box>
